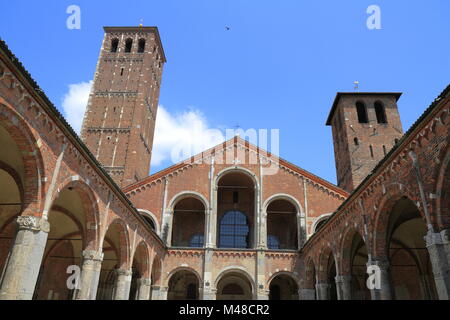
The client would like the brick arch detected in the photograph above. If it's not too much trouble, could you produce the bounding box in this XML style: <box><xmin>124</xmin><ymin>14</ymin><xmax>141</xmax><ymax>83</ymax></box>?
<box><xmin>214</xmin><ymin>266</ymin><xmax>256</xmax><ymax>292</ymax></box>
<box><xmin>339</xmin><ymin>226</ymin><xmax>367</xmax><ymax>274</ymax></box>
<box><xmin>214</xmin><ymin>166</ymin><xmax>259</xmax><ymax>190</ymax></box>
<box><xmin>131</xmin><ymin>240</ymin><xmax>151</xmax><ymax>278</ymax></box>
<box><xmin>267</xmin><ymin>271</ymin><xmax>300</xmax><ymax>288</ymax></box>
<box><xmin>151</xmin><ymin>255</ymin><xmax>162</xmax><ymax>286</ymax></box>
<box><xmin>371</xmin><ymin>183</ymin><xmax>422</xmax><ymax>260</ymax></box>
<box><xmin>0</xmin><ymin>100</ymin><xmax>44</xmax><ymax>216</ymax></box>
<box><xmin>317</xmin><ymin>246</ymin><xmax>336</xmax><ymax>282</ymax></box>
<box><xmin>165</xmin><ymin>266</ymin><xmax>202</xmax><ymax>287</ymax></box>
<box><xmin>435</xmin><ymin>146</ymin><xmax>450</xmax><ymax>231</ymax></box>
<box><xmin>303</xmin><ymin>256</ymin><xmax>317</xmax><ymax>289</ymax></box>
<box><xmin>168</xmin><ymin>191</ymin><xmax>209</xmax><ymax>211</ymax></box>
<box><xmin>263</xmin><ymin>193</ymin><xmax>303</xmax><ymax>214</ymax></box>
<box><xmin>51</xmin><ymin>179</ymin><xmax>100</xmax><ymax>250</ymax></box>
<box><xmin>102</xmin><ymin>218</ymin><xmax>131</xmax><ymax>269</ymax></box>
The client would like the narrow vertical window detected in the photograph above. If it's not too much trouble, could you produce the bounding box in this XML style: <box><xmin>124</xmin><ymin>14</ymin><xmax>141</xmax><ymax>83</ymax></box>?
<box><xmin>394</xmin><ymin>138</ymin><xmax>399</xmax><ymax>145</ymax></box>
<box><xmin>370</xmin><ymin>145</ymin><xmax>374</xmax><ymax>158</ymax></box>
<box><xmin>374</xmin><ymin>101</ymin><xmax>387</xmax><ymax>123</ymax></box>
<box><xmin>383</xmin><ymin>145</ymin><xmax>387</xmax><ymax>156</ymax></box>
<box><xmin>233</xmin><ymin>191</ymin><xmax>239</xmax><ymax>204</ymax></box>
<box><xmin>354</xmin><ymin>137</ymin><xmax>359</xmax><ymax>146</ymax></box>
<box><xmin>138</xmin><ymin>39</ymin><xmax>146</xmax><ymax>53</ymax></box>
<box><xmin>120</xmin><ymin>68</ymin><xmax>124</xmax><ymax>76</ymax></box>
<box><xmin>110</xmin><ymin>38</ymin><xmax>119</xmax><ymax>53</ymax></box>
<box><xmin>125</xmin><ymin>38</ymin><xmax>133</xmax><ymax>53</ymax></box>
<box><xmin>356</xmin><ymin>101</ymin><xmax>369</xmax><ymax>123</ymax></box>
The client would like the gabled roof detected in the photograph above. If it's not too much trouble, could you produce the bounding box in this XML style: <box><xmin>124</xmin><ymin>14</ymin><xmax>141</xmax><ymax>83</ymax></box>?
<box><xmin>326</xmin><ymin>92</ymin><xmax>402</xmax><ymax>125</ymax></box>
<box><xmin>123</xmin><ymin>136</ymin><xmax>349</xmax><ymax>198</ymax></box>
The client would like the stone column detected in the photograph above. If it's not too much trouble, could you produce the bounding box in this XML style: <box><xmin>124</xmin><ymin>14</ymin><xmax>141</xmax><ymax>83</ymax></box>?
<box><xmin>150</xmin><ymin>285</ymin><xmax>160</xmax><ymax>300</ymax></box>
<box><xmin>315</xmin><ymin>282</ymin><xmax>330</xmax><ymax>300</ymax></box>
<box><xmin>136</xmin><ymin>278</ymin><xmax>152</xmax><ymax>300</ymax></box>
<box><xmin>255</xmin><ymin>250</ymin><xmax>267</xmax><ymax>299</ymax></box>
<box><xmin>76</xmin><ymin>250</ymin><xmax>103</xmax><ymax>300</ymax></box>
<box><xmin>425</xmin><ymin>229</ymin><xmax>450</xmax><ymax>300</ymax></box>
<box><xmin>0</xmin><ymin>216</ymin><xmax>50</xmax><ymax>300</ymax></box>
<box><xmin>368</xmin><ymin>260</ymin><xmax>393</xmax><ymax>300</ymax></box>
<box><xmin>299</xmin><ymin>288</ymin><xmax>316</xmax><ymax>300</ymax></box>
<box><xmin>113</xmin><ymin>269</ymin><xmax>132</xmax><ymax>300</ymax></box>
<box><xmin>335</xmin><ymin>275</ymin><xmax>352</xmax><ymax>300</ymax></box>
<box><xmin>203</xmin><ymin>287</ymin><xmax>217</xmax><ymax>300</ymax></box>
<box><xmin>159</xmin><ymin>286</ymin><xmax>169</xmax><ymax>300</ymax></box>
<box><xmin>202</xmin><ymin>249</ymin><xmax>216</xmax><ymax>300</ymax></box>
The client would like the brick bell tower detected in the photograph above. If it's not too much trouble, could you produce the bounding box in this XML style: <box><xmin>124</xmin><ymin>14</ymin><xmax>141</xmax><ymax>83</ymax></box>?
<box><xmin>326</xmin><ymin>92</ymin><xmax>404</xmax><ymax>192</ymax></box>
<box><xmin>81</xmin><ymin>26</ymin><xmax>166</xmax><ymax>187</ymax></box>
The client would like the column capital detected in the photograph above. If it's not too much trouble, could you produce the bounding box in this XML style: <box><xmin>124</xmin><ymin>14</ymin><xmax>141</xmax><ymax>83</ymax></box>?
<box><xmin>426</xmin><ymin>228</ymin><xmax>450</xmax><ymax>246</ymax></box>
<box><xmin>137</xmin><ymin>278</ymin><xmax>152</xmax><ymax>286</ymax></box>
<box><xmin>82</xmin><ymin>250</ymin><xmax>104</xmax><ymax>262</ymax></box>
<box><xmin>115</xmin><ymin>268</ymin><xmax>132</xmax><ymax>277</ymax></box>
<box><xmin>16</xmin><ymin>216</ymin><xmax>50</xmax><ymax>233</ymax></box>
<box><xmin>368</xmin><ymin>259</ymin><xmax>390</xmax><ymax>270</ymax></box>
<box><xmin>335</xmin><ymin>274</ymin><xmax>352</xmax><ymax>283</ymax></box>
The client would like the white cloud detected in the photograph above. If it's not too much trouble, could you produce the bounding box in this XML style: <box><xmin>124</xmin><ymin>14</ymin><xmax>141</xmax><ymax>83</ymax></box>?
<box><xmin>62</xmin><ymin>81</ymin><xmax>93</xmax><ymax>134</ymax></box>
<box><xmin>151</xmin><ymin>106</ymin><xmax>225</xmax><ymax>167</ymax></box>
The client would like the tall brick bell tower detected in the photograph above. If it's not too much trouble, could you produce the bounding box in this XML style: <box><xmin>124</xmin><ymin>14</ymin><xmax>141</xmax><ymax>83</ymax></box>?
<box><xmin>326</xmin><ymin>92</ymin><xmax>404</xmax><ymax>192</ymax></box>
<box><xmin>81</xmin><ymin>26</ymin><xmax>165</xmax><ymax>187</ymax></box>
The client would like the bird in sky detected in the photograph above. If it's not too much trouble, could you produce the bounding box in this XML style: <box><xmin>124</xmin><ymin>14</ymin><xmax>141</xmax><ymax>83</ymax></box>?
<box><xmin>225</xmin><ymin>26</ymin><xmax>230</xmax><ymax>30</ymax></box>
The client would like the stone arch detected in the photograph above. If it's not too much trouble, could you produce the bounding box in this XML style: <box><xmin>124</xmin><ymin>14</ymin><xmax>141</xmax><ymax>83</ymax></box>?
<box><xmin>167</xmin><ymin>267</ymin><xmax>202</xmax><ymax>300</ymax></box>
<box><xmin>215</xmin><ymin>267</ymin><xmax>256</xmax><ymax>300</ymax></box>
<box><xmin>131</xmin><ymin>240</ymin><xmax>151</xmax><ymax>279</ymax></box>
<box><xmin>137</xmin><ymin>209</ymin><xmax>160</xmax><ymax>235</ymax></box>
<box><xmin>214</xmin><ymin>166</ymin><xmax>259</xmax><ymax>190</ymax></box>
<box><xmin>168</xmin><ymin>191</ymin><xmax>210</xmax><ymax>211</ymax></box>
<box><xmin>311</xmin><ymin>213</ymin><xmax>333</xmax><ymax>234</ymax></box>
<box><xmin>264</xmin><ymin>194</ymin><xmax>301</xmax><ymax>250</ymax></box>
<box><xmin>268</xmin><ymin>271</ymin><xmax>300</xmax><ymax>300</ymax></box>
<box><xmin>151</xmin><ymin>254</ymin><xmax>162</xmax><ymax>287</ymax></box>
<box><xmin>263</xmin><ymin>193</ymin><xmax>303</xmax><ymax>213</ymax></box>
<box><xmin>304</xmin><ymin>257</ymin><xmax>317</xmax><ymax>290</ymax></box>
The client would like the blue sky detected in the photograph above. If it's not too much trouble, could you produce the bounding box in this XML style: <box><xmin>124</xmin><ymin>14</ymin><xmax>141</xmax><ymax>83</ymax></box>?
<box><xmin>1</xmin><ymin>1</ymin><xmax>449</xmax><ymax>184</ymax></box>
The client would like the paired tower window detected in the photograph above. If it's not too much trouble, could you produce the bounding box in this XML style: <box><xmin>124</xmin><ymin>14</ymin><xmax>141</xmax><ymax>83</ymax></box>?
<box><xmin>110</xmin><ymin>38</ymin><xmax>119</xmax><ymax>53</ymax></box>
<box><xmin>356</xmin><ymin>101</ymin><xmax>369</xmax><ymax>123</ymax></box>
<box><xmin>138</xmin><ymin>39</ymin><xmax>146</xmax><ymax>53</ymax></box>
<box><xmin>374</xmin><ymin>101</ymin><xmax>387</xmax><ymax>123</ymax></box>
<box><xmin>125</xmin><ymin>38</ymin><xmax>133</xmax><ymax>53</ymax></box>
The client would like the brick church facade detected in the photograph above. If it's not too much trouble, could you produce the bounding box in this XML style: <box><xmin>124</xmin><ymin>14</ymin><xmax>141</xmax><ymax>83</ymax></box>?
<box><xmin>0</xmin><ymin>26</ymin><xmax>449</xmax><ymax>300</ymax></box>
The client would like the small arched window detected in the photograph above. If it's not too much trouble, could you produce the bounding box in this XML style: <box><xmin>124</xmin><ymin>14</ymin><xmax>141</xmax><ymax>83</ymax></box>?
<box><xmin>267</xmin><ymin>235</ymin><xmax>280</xmax><ymax>250</ymax></box>
<box><xmin>189</xmin><ymin>234</ymin><xmax>204</xmax><ymax>248</ymax></box>
<box><xmin>141</xmin><ymin>215</ymin><xmax>156</xmax><ymax>231</ymax></box>
<box><xmin>383</xmin><ymin>145</ymin><xmax>387</xmax><ymax>156</ymax></box>
<box><xmin>110</xmin><ymin>38</ymin><xmax>119</xmax><ymax>53</ymax></box>
<box><xmin>354</xmin><ymin>137</ymin><xmax>359</xmax><ymax>146</ymax></box>
<box><xmin>138</xmin><ymin>39</ymin><xmax>146</xmax><ymax>53</ymax></box>
<box><xmin>374</xmin><ymin>101</ymin><xmax>387</xmax><ymax>124</ymax></box>
<box><xmin>394</xmin><ymin>138</ymin><xmax>399</xmax><ymax>145</ymax></box>
<box><xmin>356</xmin><ymin>101</ymin><xmax>369</xmax><ymax>123</ymax></box>
<box><xmin>369</xmin><ymin>145</ymin><xmax>374</xmax><ymax>158</ymax></box>
<box><xmin>125</xmin><ymin>38</ymin><xmax>133</xmax><ymax>53</ymax></box>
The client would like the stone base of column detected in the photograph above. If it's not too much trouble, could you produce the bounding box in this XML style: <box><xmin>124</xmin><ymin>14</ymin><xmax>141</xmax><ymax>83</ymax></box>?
<box><xmin>335</xmin><ymin>275</ymin><xmax>352</xmax><ymax>300</ymax></box>
<box><xmin>299</xmin><ymin>288</ymin><xmax>316</xmax><ymax>300</ymax></box>
<box><xmin>315</xmin><ymin>282</ymin><xmax>330</xmax><ymax>300</ymax></box>
<box><xmin>0</xmin><ymin>216</ymin><xmax>50</xmax><ymax>300</ymax></box>
<box><xmin>426</xmin><ymin>229</ymin><xmax>450</xmax><ymax>300</ymax></box>
<box><xmin>202</xmin><ymin>288</ymin><xmax>217</xmax><ymax>300</ymax></box>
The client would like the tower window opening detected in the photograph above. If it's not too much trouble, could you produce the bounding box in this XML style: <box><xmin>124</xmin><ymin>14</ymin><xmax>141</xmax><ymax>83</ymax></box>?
<box><xmin>394</xmin><ymin>138</ymin><xmax>399</xmax><ymax>145</ymax></box>
<box><xmin>370</xmin><ymin>145</ymin><xmax>374</xmax><ymax>158</ymax></box>
<box><xmin>125</xmin><ymin>38</ymin><xmax>133</xmax><ymax>53</ymax></box>
<box><xmin>375</xmin><ymin>101</ymin><xmax>387</xmax><ymax>124</ymax></box>
<box><xmin>120</xmin><ymin>68</ymin><xmax>124</xmax><ymax>76</ymax></box>
<box><xmin>138</xmin><ymin>39</ymin><xmax>146</xmax><ymax>53</ymax></box>
<box><xmin>356</xmin><ymin>101</ymin><xmax>369</xmax><ymax>123</ymax></box>
<box><xmin>383</xmin><ymin>145</ymin><xmax>387</xmax><ymax>156</ymax></box>
<box><xmin>354</xmin><ymin>137</ymin><xmax>359</xmax><ymax>146</ymax></box>
<box><xmin>110</xmin><ymin>38</ymin><xmax>119</xmax><ymax>53</ymax></box>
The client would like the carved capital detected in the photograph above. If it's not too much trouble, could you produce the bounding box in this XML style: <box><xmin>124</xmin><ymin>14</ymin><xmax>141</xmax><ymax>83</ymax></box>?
<box><xmin>137</xmin><ymin>278</ymin><xmax>152</xmax><ymax>286</ymax></box>
<box><xmin>16</xmin><ymin>216</ymin><xmax>50</xmax><ymax>233</ymax></box>
<box><xmin>115</xmin><ymin>268</ymin><xmax>132</xmax><ymax>277</ymax></box>
<box><xmin>82</xmin><ymin>250</ymin><xmax>104</xmax><ymax>262</ymax></box>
